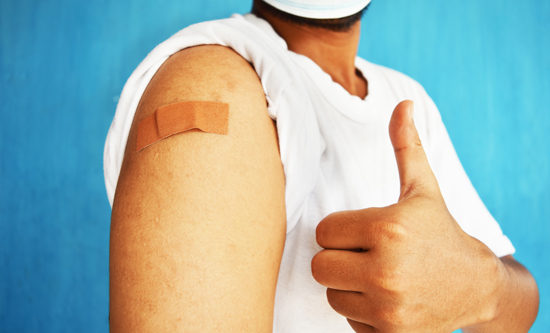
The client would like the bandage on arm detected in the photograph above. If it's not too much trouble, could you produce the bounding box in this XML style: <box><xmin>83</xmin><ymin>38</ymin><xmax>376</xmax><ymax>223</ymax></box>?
<box><xmin>136</xmin><ymin>101</ymin><xmax>229</xmax><ymax>152</ymax></box>
<box><xmin>109</xmin><ymin>46</ymin><xmax>286</xmax><ymax>332</ymax></box>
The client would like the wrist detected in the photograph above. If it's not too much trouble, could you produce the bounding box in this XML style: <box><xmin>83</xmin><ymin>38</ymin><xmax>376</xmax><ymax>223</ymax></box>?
<box><xmin>464</xmin><ymin>237</ymin><xmax>511</xmax><ymax>328</ymax></box>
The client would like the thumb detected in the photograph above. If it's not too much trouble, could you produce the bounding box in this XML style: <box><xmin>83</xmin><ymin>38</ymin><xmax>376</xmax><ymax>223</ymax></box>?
<box><xmin>389</xmin><ymin>100</ymin><xmax>439</xmax><ymax>200</ymax></box>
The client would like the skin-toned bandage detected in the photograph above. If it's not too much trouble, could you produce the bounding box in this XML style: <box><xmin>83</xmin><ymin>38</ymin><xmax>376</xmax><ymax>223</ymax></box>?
<box><xmin>136</xmin><ymin>101</ymin><xmax>229</xmax><ymax>151</ymax></box>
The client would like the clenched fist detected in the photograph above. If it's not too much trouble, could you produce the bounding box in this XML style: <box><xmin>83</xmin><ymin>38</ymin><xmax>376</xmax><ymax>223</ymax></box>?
<box><xmin>311</xmin><ymin>101</ymin><xmax>508</xmax><ymax>333</ymax></box>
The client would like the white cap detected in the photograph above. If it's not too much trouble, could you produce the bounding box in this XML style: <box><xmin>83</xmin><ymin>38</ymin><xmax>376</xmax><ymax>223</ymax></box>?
<box><xmin>262</xmin><ymin>0</ymin><xmax>372</xmax><ymax>19</ymax></box>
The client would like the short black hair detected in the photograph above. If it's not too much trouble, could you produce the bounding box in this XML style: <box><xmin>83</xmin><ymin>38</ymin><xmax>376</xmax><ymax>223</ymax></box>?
<box><xmin>251</xmin><ymin>0</ymin><xmax>370</xmax><ymax>32</ymax></box>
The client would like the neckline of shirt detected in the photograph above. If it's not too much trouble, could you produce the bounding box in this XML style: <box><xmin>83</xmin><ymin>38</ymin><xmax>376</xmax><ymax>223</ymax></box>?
<box><xmin>240</xmin><ymin>13</ymin><xmax>382</xmax><ymax>124</ymax></box>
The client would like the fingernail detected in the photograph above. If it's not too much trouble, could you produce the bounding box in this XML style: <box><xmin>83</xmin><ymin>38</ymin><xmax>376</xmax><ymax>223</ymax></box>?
<box><xmin>409</xmin><ymin>101</ymin><xmax>415</xmax><ymax>120</ymax></box>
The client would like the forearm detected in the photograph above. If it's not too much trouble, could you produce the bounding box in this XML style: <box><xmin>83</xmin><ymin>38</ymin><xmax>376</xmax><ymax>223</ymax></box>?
<box><xmin>463</xmin><ymin>255</ymin><xmax>539</xmax><ymax>333</ymax></box>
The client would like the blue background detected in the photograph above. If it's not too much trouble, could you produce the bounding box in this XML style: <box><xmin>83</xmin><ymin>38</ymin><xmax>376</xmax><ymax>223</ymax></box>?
<box><xmin>0</xmin><ymin>0</ymin><xmax>548</xmax><ymax>332</ymax></box>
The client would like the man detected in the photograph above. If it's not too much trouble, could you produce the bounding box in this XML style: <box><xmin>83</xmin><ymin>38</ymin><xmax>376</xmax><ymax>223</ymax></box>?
<box><xmin>105</xmin><ymin>0</ymin><xmax>539</xmax><ymax>331</ymax></box>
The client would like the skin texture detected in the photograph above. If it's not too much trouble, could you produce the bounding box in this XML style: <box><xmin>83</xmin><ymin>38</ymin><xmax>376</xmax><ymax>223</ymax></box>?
<box><xmin>312</xmin><ymin>101</ymin><xmax>539</xmax><ymax>332</ymax></box>
<box><xmin>109</xmin><ymin>45</ymin><xmax>286</xmax><ymax>332</ymax></box>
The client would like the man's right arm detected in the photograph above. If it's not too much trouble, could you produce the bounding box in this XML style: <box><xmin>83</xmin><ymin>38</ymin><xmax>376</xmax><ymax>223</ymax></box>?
<box><xmin>109</xmin><ymin>45</ymin><xmax>287</xmax><ymax>332</ymax></box>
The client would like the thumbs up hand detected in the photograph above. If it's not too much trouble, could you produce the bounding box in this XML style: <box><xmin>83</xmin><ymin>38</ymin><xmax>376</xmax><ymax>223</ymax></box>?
<box><xmin>312</xmin><ymin>101</ymin><xmax>508</xmax><ymax>332</ymax></box>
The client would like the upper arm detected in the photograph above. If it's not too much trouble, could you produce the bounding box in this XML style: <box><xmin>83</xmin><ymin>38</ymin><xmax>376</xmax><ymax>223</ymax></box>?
<box><xmin>109</xmin><ymin>45</ymin><xmax>286</xmax><ymax>332</ymax></box>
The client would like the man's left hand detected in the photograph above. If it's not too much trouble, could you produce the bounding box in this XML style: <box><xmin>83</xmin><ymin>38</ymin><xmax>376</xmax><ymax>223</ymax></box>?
<box><xmin>311</xmin><ymin>100</ymin><xmax>508</xmax><ymax>332</ymax></box>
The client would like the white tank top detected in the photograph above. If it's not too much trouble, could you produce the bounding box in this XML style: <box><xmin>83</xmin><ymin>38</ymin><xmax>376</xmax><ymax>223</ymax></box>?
<box><xmin>104</xmin><ymin>13</ymin><xmax>514</xmax><ymax>332</ymax></box>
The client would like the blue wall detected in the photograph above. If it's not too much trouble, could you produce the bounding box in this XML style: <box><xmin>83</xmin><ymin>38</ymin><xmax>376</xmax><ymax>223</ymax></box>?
<box><xmin>0</xmin><ymin>0</ymin><xmax>548</xmax><ymax>332</ymax></box>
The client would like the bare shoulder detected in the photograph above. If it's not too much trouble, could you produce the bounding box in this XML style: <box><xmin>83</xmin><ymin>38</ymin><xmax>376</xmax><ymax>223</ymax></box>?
<box><xmin>110</xmin><ymin>45</ymin><xmax>286</xmax><ymax>332</ymax></box>
<box><xmin>136</xmin><ymin>45</ymin><xmax>265</xmax><ymax>115</ymax></box>
<box><xmin>122</xmin><ymin>44</ymin><xmax>271</xmax><ymax>157</ymax></box>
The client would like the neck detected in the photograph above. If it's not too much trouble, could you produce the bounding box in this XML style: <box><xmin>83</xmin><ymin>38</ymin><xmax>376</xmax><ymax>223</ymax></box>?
<box><xmin>253</xmin><ymin>6</ymin><xmax>368</xmax><ymax>98</ymax></box>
